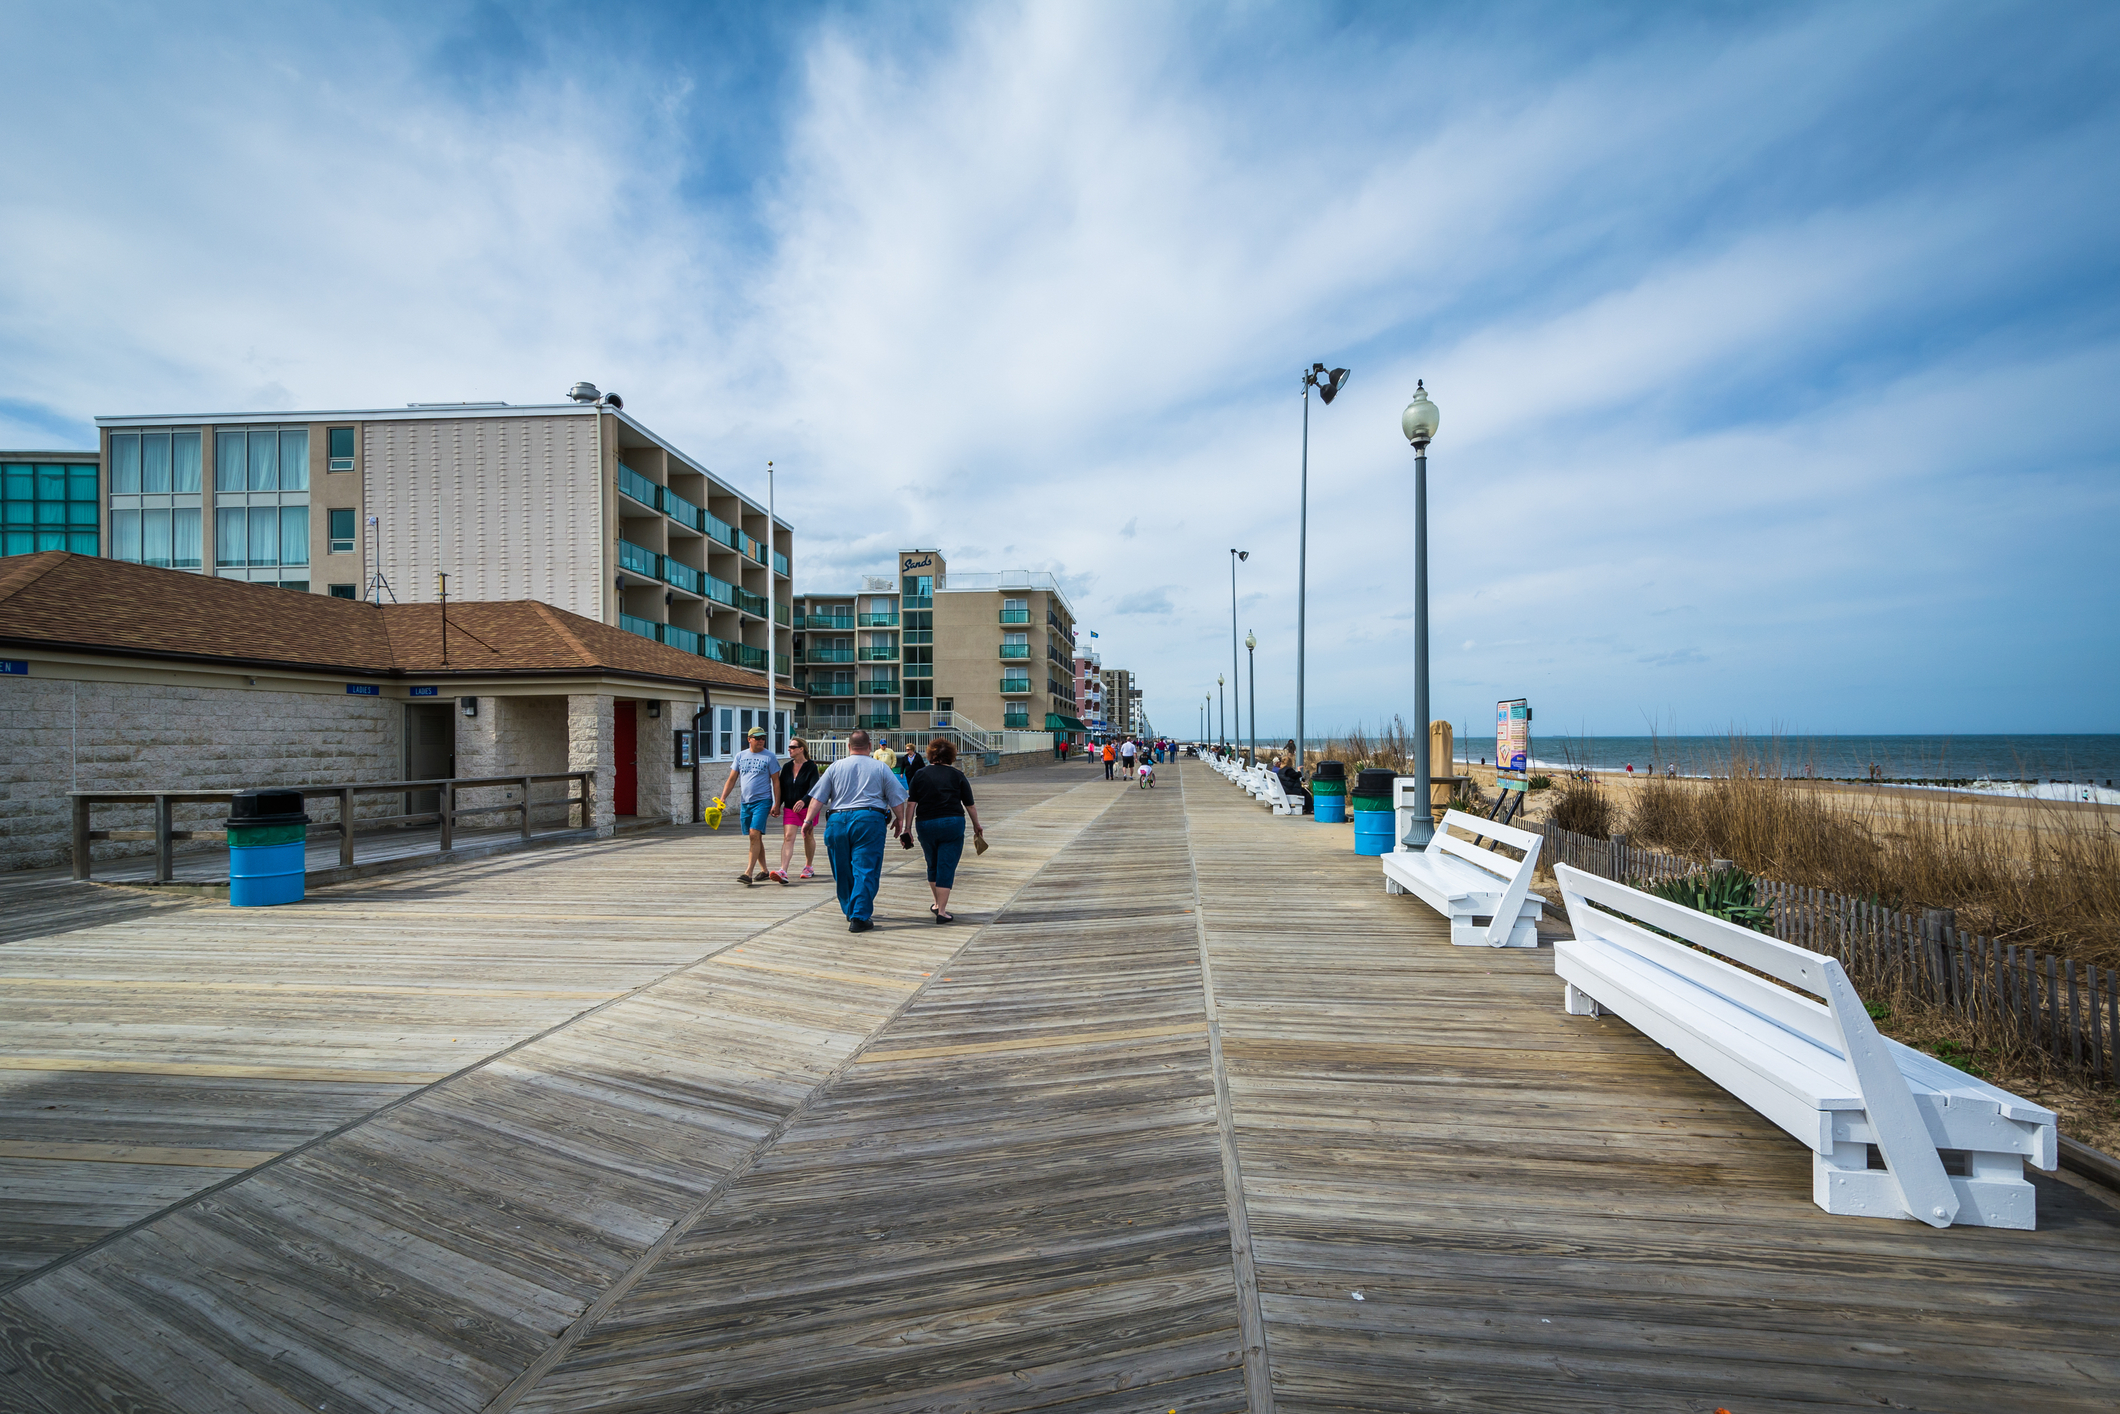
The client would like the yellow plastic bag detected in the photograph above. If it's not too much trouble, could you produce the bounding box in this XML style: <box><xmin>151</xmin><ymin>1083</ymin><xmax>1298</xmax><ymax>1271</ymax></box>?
<box><xmin>704</xmin><ymin>796</ymin><xmax>725</xmax><ymax>829</ymax></box>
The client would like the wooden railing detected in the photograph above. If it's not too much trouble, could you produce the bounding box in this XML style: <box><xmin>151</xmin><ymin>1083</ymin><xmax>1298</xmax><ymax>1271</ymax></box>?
<box><xmin>69</xmin><ymin>772</ymin><xmax>596</xmax><ymax>884</ymax></box>
<box><xmin>1538</xmin><ymin>819</ymin><xmax>2119</xmax><ymax>1085</ymax></box>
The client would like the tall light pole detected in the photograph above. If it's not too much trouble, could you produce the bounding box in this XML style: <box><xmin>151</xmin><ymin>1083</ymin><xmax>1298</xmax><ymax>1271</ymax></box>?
<box><xmin>1401</xmin><ymin>381</ymin><xmax>1440</xmax><ymax>848</ymax></box>
<box><xmin>1217</xmin><ymin>674</ymin><xmax>1226</xmax><ymax>751</ymax></box>
<box><xmin>765</xmin><ymin>461</ymin><xmax>776</xmax><ymax>751</ymax></box>
<box><xmin>1229</xmin><ymin>549</ymin><xmax>1247</xmax><ymax>754</ymax></box>
<box><xmin>1297</xmin><ymin>363</ymin><xmax>1348</xmax><ymax>774</ymax></box>
<box><xmin>1200</xmin><ymin>696</ymin><xmax>1206</xmax><ymax>744</ymax></box>
<box><xmin>1245</xmin><ymin>630</ymin><xmax>1257</xmax><ymax>769</ymax></box>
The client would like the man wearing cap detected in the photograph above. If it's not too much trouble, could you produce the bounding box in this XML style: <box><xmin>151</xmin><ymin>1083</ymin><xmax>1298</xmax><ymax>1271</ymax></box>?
<box><xmin>720</xmin><ymin>724</ymin><xmax>781</xmax><ymax>885</ymax></box>
<box><xmin>801</xmin><ymin>728</ymin><xmax>910</xmax><ymax>932</ymax></box>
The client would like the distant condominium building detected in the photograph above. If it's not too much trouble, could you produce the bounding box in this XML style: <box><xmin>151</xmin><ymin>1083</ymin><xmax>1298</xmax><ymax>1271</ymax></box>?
<box><xmin>1</xmin><ymin>450</ymin><xmax>103</xmax><ymax>561</ymax></box>
<box><xmin>87</xmin><ymin>384</ymin><xmax>792</xmax><ymax>685</ymax></box>
<box><xmin>793</xmin><ymin>549</ymin><xmax>1085</xmax><ymax>742</ymax></box>
<box><xmin>1073</xmin><ymin>649</ymin><xmax>1107</xmax><ymax>735</ymax></box>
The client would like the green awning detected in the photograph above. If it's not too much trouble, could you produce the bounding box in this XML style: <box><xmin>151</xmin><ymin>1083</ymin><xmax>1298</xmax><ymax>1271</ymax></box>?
<box><xmin>1046</xmin><ymin>713</ymin><xmax>1088</xmax><ymax>732</ymax></box>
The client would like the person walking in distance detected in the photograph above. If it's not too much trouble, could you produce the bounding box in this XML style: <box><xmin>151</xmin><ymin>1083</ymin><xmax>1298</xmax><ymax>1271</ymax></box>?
<box><xmin>769</xmin><ymin>736</ymin><xmax>822</xmax><ymax>884</ymax></box>
<box><xmin>801</xmin><ymin>729</ymin><xmax>910</xmax><ymax>932</ymax></box>
<box><xmin>908</xmin><ymin>736</ymin><xmax>984</xmax><ymax>924</ymax></box>
<box><xmin>1119</xmin><ymin>736</ymin><xmax>1137</xmax><ymax>777</ymax></box>
<box><xmin>720</xmin><ymin>725</ymin><xmax>781</xmax><ymax>885</ymax></box>
<box><xmin>1102</xmin><ymin>739</ymin><xmax>1116</xmax><ymax>780</ymax></box>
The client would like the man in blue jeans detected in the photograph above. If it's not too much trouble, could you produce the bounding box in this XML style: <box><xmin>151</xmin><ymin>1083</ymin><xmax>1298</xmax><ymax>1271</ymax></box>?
<box><xmin>720</xmin><ymin>725</ymin><xmax>781</xmax><ymax>885</ymax></box>
<box><xmin>800</xmin><ymin>729</ymin><xmax>910</xmax><ymax>932</ymax></box>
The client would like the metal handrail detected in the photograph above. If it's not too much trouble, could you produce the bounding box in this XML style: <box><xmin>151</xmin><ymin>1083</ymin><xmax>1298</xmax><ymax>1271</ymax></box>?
<box><xmin>69</xmin><ymin>771</ymin><xmax>596</xmax><ymax>884</ymax></box>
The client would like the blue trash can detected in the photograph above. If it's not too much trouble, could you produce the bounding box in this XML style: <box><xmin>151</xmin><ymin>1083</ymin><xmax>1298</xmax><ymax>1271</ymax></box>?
<box><xmin>1311</xmin><ymin>761</ymin><xmax>1347</xmax><ymax>823</ymax></box>
<box><xmin>226</xmin><ymin>788</ymin><xmax>309</xmax><ymax>907</ymax></box>
<box><xmin>1352</xmin><ymin>768</ymin><xmax>1396</xmax><ymax>855</ymax></box>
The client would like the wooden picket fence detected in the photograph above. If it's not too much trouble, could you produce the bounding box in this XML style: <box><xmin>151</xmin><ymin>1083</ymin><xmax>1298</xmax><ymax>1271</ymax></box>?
<box><xmin>1537</xmin><ymin>820</ymin><xmax>2119</xmax><ymax>1085</ymax></box>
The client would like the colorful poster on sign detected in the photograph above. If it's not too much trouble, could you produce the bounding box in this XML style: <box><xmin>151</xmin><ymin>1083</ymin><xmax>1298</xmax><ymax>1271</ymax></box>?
<box><xmin>1496</xmin><ymin>699</ymin><xmax>1529</xmax><ymax>775</ymax></box>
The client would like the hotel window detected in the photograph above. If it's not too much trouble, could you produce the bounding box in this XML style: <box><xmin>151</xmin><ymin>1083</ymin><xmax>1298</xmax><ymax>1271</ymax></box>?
<box><xmin>328</xmin><ymin>584</ymin><xmax>358</xmax><ymax>599</ymax></box>
<box><xmin>212</xmin><ymin>427</ymin><xmax>309</xmax><ymax>579</ymax></box>
<box><xmin>105</xmin><ymin>429</ymin><xmax>205</xmax><ymax>569</ymax></box>
<box><xmin>327</xmin><ymin>427</ymin><xmax>355</xmax><ymax>472</ymax></box>
<box><xmin>328</xmin><ymin>508</ymin><xmax>357</xmax><ymax>553</ymax></box>
<box><xmin>2</xmin><ymin>462</ymin><xmax>100</xmax><ymax>559</ymax></box>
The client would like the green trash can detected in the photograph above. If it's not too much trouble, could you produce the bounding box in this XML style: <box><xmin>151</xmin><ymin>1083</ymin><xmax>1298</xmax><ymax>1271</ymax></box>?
<box><xmin>226</xmin><ymin>788</ymin><xmax>309</xmax><ymax>906</ymax></box>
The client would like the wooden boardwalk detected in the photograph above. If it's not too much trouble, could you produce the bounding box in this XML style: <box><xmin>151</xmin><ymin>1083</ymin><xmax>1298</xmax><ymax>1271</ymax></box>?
<box><xmin>1</xmin><ymin>759</ymin><xmax>2116</xmax><ymax>1411</ymax></box>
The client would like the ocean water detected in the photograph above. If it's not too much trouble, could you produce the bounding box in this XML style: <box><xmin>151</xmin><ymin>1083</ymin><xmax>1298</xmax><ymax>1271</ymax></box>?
<box><xmin>1478</xmin><ymin>734</ymin><xmax>2120</xmax><ymax>784</ymax></box>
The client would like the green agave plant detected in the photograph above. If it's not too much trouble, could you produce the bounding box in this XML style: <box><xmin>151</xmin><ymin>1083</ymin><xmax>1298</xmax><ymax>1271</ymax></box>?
<box><xmin>1645</xmin><ymin>866</ymin><xmax>1775</xmax><ymax>932</ymax></box>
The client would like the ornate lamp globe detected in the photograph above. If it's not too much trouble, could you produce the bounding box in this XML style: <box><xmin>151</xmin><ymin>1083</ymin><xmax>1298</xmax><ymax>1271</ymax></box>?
<box><xmin>1245</xmin><ymin>631</ymin><xmax>1256</xmax><ymax>651</ymax></box>
<box><xmin>1401</xmin><ymin>380</ymin><xmax>1440</xmax><ymax>446</ymax></box>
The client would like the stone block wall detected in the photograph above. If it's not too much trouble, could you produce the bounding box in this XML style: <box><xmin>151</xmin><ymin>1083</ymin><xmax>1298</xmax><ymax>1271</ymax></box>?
<box><xmin>453</xmin><ymin>695</ymin><xmax>573</xmax><ymax>828</ymax></box>
<box><xmin>567</xmin><ymin>693</ymin><xmax>616</xmax><ymax>836</ymax></box>
<box><xmin>1</xmin><ymin>676</ymin><xmax>399</xmax><ymax>872</ymax></box>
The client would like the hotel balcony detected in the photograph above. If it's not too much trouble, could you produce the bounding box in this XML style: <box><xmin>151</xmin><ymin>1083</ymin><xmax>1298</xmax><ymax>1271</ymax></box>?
<box><xmin>999</xmin><ymin>643</ymin><xmax>1030</xmax><ymax>659</ymax></box>
<box><xmin>999</xmin><ymin>678</ymin><xmax>1033</xmax><ymax>696</ymax></box>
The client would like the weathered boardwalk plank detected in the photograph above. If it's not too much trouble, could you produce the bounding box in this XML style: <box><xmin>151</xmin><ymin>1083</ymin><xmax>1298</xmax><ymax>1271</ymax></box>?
<box><xmin>0</xmin><ymin>758</ymin><xmax>2114</xmax><ymax>1412</ymax></box>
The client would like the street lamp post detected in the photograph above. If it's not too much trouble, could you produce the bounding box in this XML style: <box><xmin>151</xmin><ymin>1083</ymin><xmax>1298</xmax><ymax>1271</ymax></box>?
<box><xmin>1217</xmin><ymin>674</ymin><xmax>1226</xmax><ymax>752</ymax></box>
<box><xmin>1400</xmin><ymin>380</ymin><xmax>1440</xmax><ymax>849</ymax></box>
<box><xmin>1229</xmin><ymin>549</ymin><xmax>1247</xmax><ymax>754</ymax></box>
<box><xmin>1245</xmin><ymin>630</ymin><xmax>1257</xmax><ymax>769</ymax></box>
<box><xmin>1297</xmin><ymin>363</ymin><xmax>1348</xmax><ymax>776</ymax></box>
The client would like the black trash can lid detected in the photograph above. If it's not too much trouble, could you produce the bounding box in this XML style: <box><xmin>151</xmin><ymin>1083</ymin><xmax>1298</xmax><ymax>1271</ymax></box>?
<box><xmin>226</xmin><ymin>787</ymin><xmax>309</xmax><ymax>827</ymax></box>
<box><xmin>1356</xmin><ymin>768</ymin><xmax>1399</xmax><ymax>796</ymax></box>
<box><xmin>1311</xmin><ymin>760</ymin><xmax>1345</xmax><ymax>780</ymax></box>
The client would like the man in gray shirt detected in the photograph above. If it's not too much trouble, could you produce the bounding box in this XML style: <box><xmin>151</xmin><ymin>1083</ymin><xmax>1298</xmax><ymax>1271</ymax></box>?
<box><xmin>802</xmin><ymin>729</ymin><xmax>910</xmax><ymax>932</ymax></box>
<box><xmin>721</xmin><ymin>725</ymin><xmax>780</xmax><ymax>885</ymax></box>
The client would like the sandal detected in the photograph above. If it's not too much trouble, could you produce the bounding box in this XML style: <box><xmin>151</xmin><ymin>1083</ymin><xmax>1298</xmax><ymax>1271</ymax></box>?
<box><xmin>933</xmin><ymin>911</ymin><xmax>953</xmax><ymax>924</ymax></box>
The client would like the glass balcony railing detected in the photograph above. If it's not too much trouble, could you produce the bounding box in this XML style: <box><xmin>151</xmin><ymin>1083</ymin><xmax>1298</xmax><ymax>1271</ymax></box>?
<box><xmin>701</xmin><ymin>634</ymin><xmax>737</xmax><ymax>664</ymax></box>
<box><xmin>773</xmin><ymin>550</ymin><xmax>789</xmax><ymax>577</ymax></box>
<box><xmin>776</xmin><ymin>652</ymin><xmax>790</xmax><ymax>676</ymax></box>
<box><xmin>620</xmin><ymin>612</ymin><xmax>659</xmax><ymax>642</ymax></box>
<box><xmin>858</xmin><ymin>680</ymin><xmax>898</xmax><ymax>696</ymax></box>
<box><xmin>702</xmin><ymin>573</ymin><xmax>737</xmax><ymax>609</ymax></box>
<box><xmin>1004</xmin><ymin>713</ymin><xmax>1031</xmax><ymax>729</ymax></box>
<box><xmin>858</xmin><ymin>713</ymin><xmax>899</xmax><ymax>730</ymax></box>
<box><xmin>859</xmin><ymin>612</ymin><xmax>898</xmax><ymax>627</ymax></box>
<box><xmin>735</xmin><ymin>588</ymin><xmax>766</xmax><ymax>616</ymax></box>
<box><xmin>661</xmin><ymin>623</ymin><xmax>701</xmax><ymax>655</ymax></box>
<box><xmin>809</xmin><ymin>682</ymin><xmax>855</xmax><ymax>697</ymax></box>
<box><xmin>999</xmin><ymin>643</ymin><xmax>1030</xmax><ymax>659</ymax></box>
<box><xmin>664</xmin><ymin>487</ymin><xmax>705</xmax><ymax>534</ymax></box>
<box><xmin>999</xmin><ymin>678</ymin><xmax>1032</xmax><ymax>695</ymax></box>
<box><xmin>804</xmin><ymin>647</ymin><xmax>854</xmax><ymax>663</ymax></box>
<box><xmin>775</xmin><ymin>601</ymin><xmax>791</xmax><ymax>627</ymax></box>
<box><xmin>660</xmin><ymin>557</ymin><xmax>703</xmax><ymax>595</ymax></box>
<box><xmin>999</xmin><ymin>608</ymin><xmax>1030</xmax><ymax>624</ymax></box>
<box><xmin>858</xmin><ymin>647</ymin><xmax>897</xmax><ymax>661</ymax></box>
<box><xmin>805</xmin><ymin>613</ymin><xmax>854</xmax><ymax>630</ymax></box>
<box><xmin>617</xmin><ymin>464</ymin><xmax>659</xmax><ymax>510</ymax></box>
<box><xmin>618</xmin><ymin>539</ymin><xmax>658</xmax><ymax>577</ymax></box>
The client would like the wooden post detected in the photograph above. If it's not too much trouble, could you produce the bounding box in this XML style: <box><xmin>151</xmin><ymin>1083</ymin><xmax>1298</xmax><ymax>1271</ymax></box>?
<box><xmin>521</xmin><ymin>776</ymin><xmax>534</xmax><ymax>840</ymax></box>
<box><xmin>71</xmin><ymin>796</ymin><xmax>91</xmax><ymax>881</ymax></box>
<box><xmin>438</xmin><ymin>780</ymin><xmax>454</xmax><ymax>853</ymax></box>
<box><xmin>338</xmin><ymin>788</ymin><xmax>355</xmax><ymax>869</ymax></box>
<box><xmin>2067</xmin><ymin>960</ymin><xmax>2081</xmax><ymax>1069</ymax></box>
<box><xmin>2089</xmin><ymin>964</ymin><xmax>2105</xmax><ymax>1083</ymax></box>
<box><xmin>2047</xmin><ymin>954</ymin><xmax>2060</xmax><ymax>1055</ymax></box>
<box><xmin>154</xmin><ymin>794</ymin><xmax>175</xmax><ymax>885</ymax></box>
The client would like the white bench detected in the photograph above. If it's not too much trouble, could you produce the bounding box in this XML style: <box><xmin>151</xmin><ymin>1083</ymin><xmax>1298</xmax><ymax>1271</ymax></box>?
<box><xmin>1380</xmin><ymin>805</ymin><xmax>1545</xmax><ymax>948</ymax></box>
<box><xmin>1261</xmin><ymin>772</ymin><xmax>1302</xmax><ymax>816</ymax></box>
<box><xmin>1553</xmin><ymin>863</ymin><xmax>2058</xmax><ymax>1229</ymax></box>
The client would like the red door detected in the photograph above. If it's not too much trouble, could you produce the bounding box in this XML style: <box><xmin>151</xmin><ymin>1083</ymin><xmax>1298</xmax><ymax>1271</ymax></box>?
<box><xmin>613</xmin><ymin>701</ymin><xmax>638</xmax><ymax>815</ymax></box>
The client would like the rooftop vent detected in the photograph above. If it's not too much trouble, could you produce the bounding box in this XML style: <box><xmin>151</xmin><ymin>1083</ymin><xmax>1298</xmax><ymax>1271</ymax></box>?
<box><xmin>568</xmin><ymin>382</ymin><xmax>601</xmax><ymax>402</ymax></box>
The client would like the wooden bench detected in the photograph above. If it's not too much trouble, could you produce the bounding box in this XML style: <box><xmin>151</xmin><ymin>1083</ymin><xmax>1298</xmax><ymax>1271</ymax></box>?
<box><xmin>1380</xmin><ymin>806</ymin><xmax>1544</xmax><ymax>948</ymax></box>
<box><xmin>1553</xmin><ymin>863</ymin><xmax>2058</xmax><ymax>1229</ymax></box>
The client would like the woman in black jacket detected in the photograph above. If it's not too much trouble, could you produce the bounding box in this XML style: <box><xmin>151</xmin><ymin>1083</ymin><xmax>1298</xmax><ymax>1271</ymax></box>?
<box><xmin>907</xmin><ymin>737</ymin><xmax>984</xmax><ymax>922</ymax></box>
<box><xmin>771</xmin><ymin>738</ymin><xmax>823</xmax><ymax>883</ymax></box>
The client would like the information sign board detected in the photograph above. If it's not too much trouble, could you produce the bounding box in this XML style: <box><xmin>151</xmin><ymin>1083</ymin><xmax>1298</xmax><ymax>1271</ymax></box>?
<box><xmin>1496</xmin><ymin>699</ymin><xmax>1530</xmax><ymax>775</ymax></box>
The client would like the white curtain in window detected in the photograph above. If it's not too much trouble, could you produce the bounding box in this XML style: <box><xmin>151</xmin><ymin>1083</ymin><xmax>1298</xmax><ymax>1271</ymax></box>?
<box><xmin>142</xmin><ymin>509</ymin><xmax>173</xmax><ymax>568</ymax></box>
<box><xmin>215</xmin><ymin>430</ymin><xmax>244</xmax><ymax>494</ymax></box>
<box><xmin>141</xmin><ymin>433</ymin><xmax>172</xmax><ymax>494</ymax></box>
<box><xmin>278</xmin><ymin>429</ymin><xmax>308</xmax><ymax>491</ymax></box>
<box><xmin>247</xmin><ymin>429</ymin><xmax>276</xmax><ymax>491</ymax></box>
<box><xmin>173</xmin><ymin>507</ymin><xmax>202</xmax><ymax>568</ymax></box>
<box><xmin>112</xmin><ymin>509</ymin><xmax>141</xmax><ymax>562</ymax></box>
<box><xmin>248</xmin><ymin>505</ymin><xmax>278</xmax><ymax>566</ymax></box>
<box><xmin>280</xmin><ymin>505</ymin><xmax>308</xmax><ymax>566</ymax></box>
<box><xmin>216</xmin><ymin>507</ymin><xmax>246</xmax><ymax>566</ymax></box>
<box><xmin>111</xmin><ymin>435</ymin><xmax>141</xmax><ymax>494</ymax></box>
<box><xmin>172</xmin><ymin>432</ymin><xmax>202</xmax><ymax>493</ymax></box>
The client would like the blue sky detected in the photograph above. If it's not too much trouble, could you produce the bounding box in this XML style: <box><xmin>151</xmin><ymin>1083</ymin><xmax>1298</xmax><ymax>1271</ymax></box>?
<box><xmin>3</xmin><ymin>1</ymin><xmax>2115</xmax><ymax>735</ymax></box>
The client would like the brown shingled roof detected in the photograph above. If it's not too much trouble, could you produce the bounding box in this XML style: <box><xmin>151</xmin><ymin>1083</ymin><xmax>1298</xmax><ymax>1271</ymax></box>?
<box><xmin>0</xmin><ymin>553</ymin><xmax>788</xmax><ymax>694</ymax></box>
